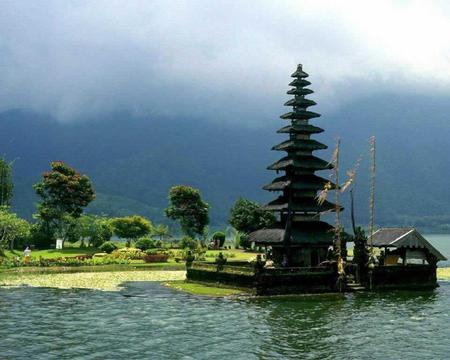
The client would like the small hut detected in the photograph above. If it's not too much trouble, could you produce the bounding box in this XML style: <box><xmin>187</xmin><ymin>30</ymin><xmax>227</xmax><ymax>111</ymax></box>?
<box><xmin>371</xmin><ymin>228</ymin><xmax>446</xmax><ymax>266</ymax></box>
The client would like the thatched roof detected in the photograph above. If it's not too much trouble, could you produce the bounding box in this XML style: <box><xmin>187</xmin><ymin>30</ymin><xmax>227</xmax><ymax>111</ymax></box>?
<box><xmin>267</xmin><ymin>155</ymin><xmax>332</xmax><ymax>171</ymax></box>
<box><xmin>287</xmin><ymin>88</ymin><xmax>313</xmax><ymax>96</ymax></box>
<box><xmin>291</xmin><ymin>66</ymin><xmax>309</xmax><ymax>78</ymax></box>
<box><xmin>263</xmin><ymin>174</ymin><xmax>335</xmax><ymax>191</ymax></box>
<box><xmin>249</xmin><ymin>221</ymin><xmax>334</xmax><ymax>245</ymax></box>
<box><xmin>284</xmin><ymin>98</ymin><xmax>316</xmax><ymax>108</ymax></box>
<box><xmin>263</xmin><ymin>196</ymin><xmax>337</xmax><ymax>212</ymax></box>
<box><xmin>277</xmin><ymin>124</ymin><xmax>324</xmax><ymax>134</ymax></box>
<box><xmin>371</xmin><ymin>228</ymin><xmax>447</xmax><ymax>261</ymax></box>
<box><xmin>289</xmin><ymin>78</ymin><xmax>311</xmax><ymax>88</ymax></box>
<box><xmin>272</xmin><ymin>139</ymin><xmax>327</xmax><ymax>152</ymax></box>
<box><xmin>280</xmin><ymin>110</ymin><xmax>321</xmax><ymax>120</ymax></box>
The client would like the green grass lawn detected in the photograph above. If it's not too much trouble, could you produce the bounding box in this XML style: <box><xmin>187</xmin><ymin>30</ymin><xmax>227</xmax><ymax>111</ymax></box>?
<box><xmin>204</xmin><ymin>249</ymin><xmax>260</xmax><ymax>262</ymax></box>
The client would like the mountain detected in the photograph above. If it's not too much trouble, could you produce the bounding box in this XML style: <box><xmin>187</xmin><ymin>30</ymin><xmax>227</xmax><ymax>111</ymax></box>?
<box><xmin>1</xmin><ymin>92</ymin><xmax>450</xmax><ymax>231</ymax></box>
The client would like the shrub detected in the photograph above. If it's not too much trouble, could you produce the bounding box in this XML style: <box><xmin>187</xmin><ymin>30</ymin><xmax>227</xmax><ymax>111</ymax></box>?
<box><xmin>239</xmin><ymin>234</ymin><xmax>251</xmax><ymax>250</ymax></box>
<box><xmin>111</xmin><ymin>247</ymin><xmax>143</xmax><ymax>260</ymax></box>
<box><xmin>99</xmin><ymin>241</ymin><xmax>117</xmax><ymax>254</ymax></box>
<box><xmin>180</xmin><ymin>236</ymin><xmax>198</xmax><ymax>250</ymax></box>
<box><xmin>212</xmin><ymin>231</ymin><xmax>226</xmax><ymax>247</ymax></box>
<box><xmin>135</xmin><ymin>237</ymin><xmax>156</xmax><ymax>251</ymax></box>
<box><xmin>143</xmin><ymin>253</ymin><xmax>169</xmax><ymax>263</ymax></box>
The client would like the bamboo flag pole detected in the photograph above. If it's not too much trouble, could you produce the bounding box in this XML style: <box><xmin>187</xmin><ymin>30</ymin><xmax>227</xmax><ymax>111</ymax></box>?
<box><xmin>369</xmin><ymin>136</ymin><xmax>376</xmax><ymax>253</ymax></box>
<box><xmin>334</xmin><ymin>138</ymin><xmax>341</xmax><ymax>258</ymax></box>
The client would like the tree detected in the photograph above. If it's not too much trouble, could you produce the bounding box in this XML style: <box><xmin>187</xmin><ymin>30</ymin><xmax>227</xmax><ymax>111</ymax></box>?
<box><xmin>229</xmin><ymin>198</ymin><xmax>275</xmax><ymax>234</ymax></box>
<box><xmin>111</xmin><ymin>215</ymin><xmax>152</xmax><ymax>247</ymax></box>
<box><xmin>164</xmin><ymin>185</ymin><xmax>209</xmax><ymax>238</ymax></box>
<box><xmin>33</xmin><ymin>161</ymin><xmax>95</xmax><ymax>246</ymax></box>
<box><xmin>151</xmin><ymin>224</ymin><xmax>171</xmax><ymax>241</ymax></box>
<box><xmin>0</xmin><ymin>207</ymin><xmax>30</xmax><ymax>255</ymax></box>
<box><xmin>71</xmin><ymin>214</ymin><xmax>113</xmax><ymax>247</ymax></box>
<box><xmin>212</xmin><ymin>231</ymin><xmax>226</xmax><ymax>248</ymax></box>
<box><xmin>0</xmin><ymin>158</ymin><xmax>13</xmax><ymax>206</ymax></box>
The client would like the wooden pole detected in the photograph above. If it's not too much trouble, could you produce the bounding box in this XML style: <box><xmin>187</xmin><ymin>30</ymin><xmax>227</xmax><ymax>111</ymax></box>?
<box><xmin>369</xmin><ymin>136</ymin><xmax>376</xmax><ymax>253</ymax></box>
<box><xmin>334</xmin><ymin>138</ymin><xmax>341</xmax><ymax>258</ymax></box>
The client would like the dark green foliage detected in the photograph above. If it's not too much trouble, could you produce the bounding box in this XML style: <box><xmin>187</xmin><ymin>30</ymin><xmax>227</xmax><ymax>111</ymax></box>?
<box><xmin>165</xmin><ymin>185</ymin><xmax>209</xmax><ymax>238</ymax></box>
<box><xmin>111</xmin><ymin>215</ymin><xmax>152</xmax><ymax>247</ymax></box>
<box><xmin>89</xmin><ymin>217</ymin><xmax>113</xmax><ymax>247</ymax></box>
<box><xmin>135</xmin><ymin>237</ymin><xmax>156</xmax><ymax>251</ymax></box>
<box><xmin>353</xmin><ymin>227</ymin><xmax>369</xmax><ymax>267</ymax></box>
<box><xmin>212</xmin><ymin>231</ymin><xmax>226</xmax><ymax>247</ymax></box>
<box><xmin>180</xmin><ymin>236</ymin><xmax>198</xmax><ymax>250</ymax></box>
<box><xmin>29</xmin><ymin>223</ymin><xmax>54</xmax><ymax>248</ymax></box>
<box><xmin>0</xmin><ymin>158</ymin><xmax>13</xmax><ymax>207</ymax></box>
<box><xmin>229</xmin><ymin>198</ymin><xmax>275</xmax><ymax>234</ymax></box>
<box><xmin>239</xmin><ymin>233</ymin><xmax>251</xmax><ymax>250</ymax></box>
<box><xmin>99</xmin><ymin>241</ymin><xmax>117</xmax><ymax>254</ymax></box>
<box><xmin>34</xmin><ymin>161</ymin><xmax>95</xmax><ymax>218</ymax></box>
<box><xmin>33</xmin><ymin>161</ymin><xmax>95</xmax><ymax>244</ymax></box>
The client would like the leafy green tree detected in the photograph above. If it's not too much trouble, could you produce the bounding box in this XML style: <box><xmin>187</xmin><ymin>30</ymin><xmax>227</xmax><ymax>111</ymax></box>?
<box><xmin>111</xmin><ymin>215</ymin><xmax>152</xmax><ymax>247</ymax></box>
<box><xmin>0</xmin><ymin>207</ymin><xmax>30</xmax><ymax>255</ymax></box>
<box><xmin>151</xmin><ymin>224</ymin><xmax>171</xmax><ymax>241</ymax></box>
<box><xmin>74</xmin><ymin>215</ymin><xmax>113</xmax><ymax>248</ymax></box>
<box><xmin>229</xmin><ymin>198</ymin><xmax>276</xmax><ymax>234</ymax></box>
<box><xmin>212</xmin><ymin>231</ymin><xmax>226</xmax><ymax>248</ymax></box>
<box><xmin>0</xmin><ymin>158</ymin><xmax>13</xmax><ymax>206</ymax></box>
<box><xmin>33</xmin><ymin>161</ymin><xmax>95</xmax><ymax>246</ymax></box>
<box><xmin>165</xmin><ymin>185</ymin><xmax>209</xmax><ymax>238</ymax></box>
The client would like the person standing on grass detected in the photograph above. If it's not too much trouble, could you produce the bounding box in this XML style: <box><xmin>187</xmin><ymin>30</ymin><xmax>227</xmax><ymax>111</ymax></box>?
<box><xmin>23</xmin><ymin>246</ymin><xmax>31</xmax><ymax>263</ymax></box>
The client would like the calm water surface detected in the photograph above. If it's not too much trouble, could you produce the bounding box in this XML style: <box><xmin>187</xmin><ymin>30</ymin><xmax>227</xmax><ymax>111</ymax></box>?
<box><xmin>1</xmin><ymin>281</ymin><xmax>449</xmax><ymax>360</ymax></box>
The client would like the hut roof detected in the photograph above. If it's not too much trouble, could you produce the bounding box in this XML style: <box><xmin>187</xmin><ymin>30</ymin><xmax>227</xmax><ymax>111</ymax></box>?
<box><xmin>371</xmin><ymin>228</ymin><xmax>447</xmax><ymax>261</ymax></box>
<box><xmin>289</xmin><ymin>79</ymin><xmax>311</xmax><ymax>87</ymax></box>
<box><xmin>249</xmin><ymin>221</ymin><xmax>334</xmax><ymax>245</ymax></box>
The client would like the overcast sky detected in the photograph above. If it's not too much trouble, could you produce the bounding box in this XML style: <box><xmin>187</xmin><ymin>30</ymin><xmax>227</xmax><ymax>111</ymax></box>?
<box><xmin>1</xmin><ymin>0</ymin><xmax>449</xmax><ymax>123</ymax></box>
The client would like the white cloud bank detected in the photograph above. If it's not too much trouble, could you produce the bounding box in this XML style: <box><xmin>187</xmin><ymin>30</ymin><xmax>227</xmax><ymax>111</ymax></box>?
<box><xmin>0</xmin><ymin>0</ymin><xmax>449</xmax><ymax>122</ymax></box>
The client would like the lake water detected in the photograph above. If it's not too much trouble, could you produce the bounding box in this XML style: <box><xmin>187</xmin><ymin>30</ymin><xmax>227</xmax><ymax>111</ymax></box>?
<box><xmin>1</xmin><ymin>281</ymin><xmax>449</xmax><ymax>359</ymax></box>
<box><xmin>425</xmin><ymin>234</ymin><xmax>450</xmax><ymax>267</ymax></box>
<box><xmin>1</xmin><ymin>233</ymin><xmax>449</xmax><ymax>359</ymax></box>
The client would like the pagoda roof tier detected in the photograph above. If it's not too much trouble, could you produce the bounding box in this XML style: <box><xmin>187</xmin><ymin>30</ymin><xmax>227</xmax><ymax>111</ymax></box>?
<box><xmin>284</xmin><ymin>98</ymin><xmax>316</xmax><ymax>108</ymax></box>
<box><xmin>272</xmin><ymin>139</ymin><xmax>327</xmax><ymax>152</ymax></box>
<box><xmin>267</xmin><ymin>155</ymin><xmax>332</xmax><ymax>171</ymax></box>
<box><xmin>289</xmin><ymin>79</ymin><xmax>311</xmax><ymax>87</ymax></box>
<box><xmin>277</xmin><ymin>124</ymin><xmax>324</xmax><ymax>134</ymax></box>
<box><xmin>287</xmin><ymin>88</ymin><xmax>313</xmax><ymax>96</ymax></box>
<box><xmin>291</xmin><ymin>67</ymin><xmax>309</xmax><ymax>79</ymax></box>
<box><xmin>280</xmin><ymin>110</ymin><xmax>320</xmax><ymax>120</ymax></box>
<box><xmin>249</xmin><ymin>221</ymin><xmax>334</xmax><ymax>246</ymax></box>
<box><xmin>263</xmin><ymin>174</ymin><xmax>335</xmax><ymax>192</ymax></box>
<box><xmin>263</xmin><ymin>196</ymin><xmax>338</xmax><ymax>212</ymax></box>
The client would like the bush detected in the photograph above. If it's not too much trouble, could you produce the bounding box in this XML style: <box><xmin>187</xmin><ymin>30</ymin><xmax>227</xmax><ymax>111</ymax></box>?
<box><xmin>135</xmin><ymin>237</ymin><xmax>156</xmax><ymax>251</ymax></box>
<box><xmin>239</xmin><ymin>234</ymin><xmax>251</xmax><ymax>250</ymax></box>
<box><xmin>99</xmin><ymin>241</ymin><xmax>117</xmax><ymax>254</ymax></box>
<box><xmin>143</xmin><ymin>252</ymin><xmax>169</xmax><ymax>263</ymax></box>
<box><xmin>212</xmin><ymin>231</ymin><xmax>226</xmax><ymax>248</ymax></box>
<box><xmin>111</xmin><ymin>247</ymin><xmax>143</xmax><ymax>260</ymax></box>
<box><xmin>180</xmin><ymin>236</ymin><xmax>199</xmax><ymax>250</ymax></box>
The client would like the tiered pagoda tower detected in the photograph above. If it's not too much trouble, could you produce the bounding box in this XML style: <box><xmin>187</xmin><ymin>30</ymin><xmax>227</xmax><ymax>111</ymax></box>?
<box><xmin>250</xmin><ymin>64</ymin><xmax>338</xmax><ymax>267</ymax></box>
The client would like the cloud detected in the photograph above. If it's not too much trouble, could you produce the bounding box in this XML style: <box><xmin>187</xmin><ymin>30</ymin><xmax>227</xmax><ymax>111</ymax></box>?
<box><xmin>0</xmin><ymin>0</ymin><xmax>449</xmax><ymax>122</ymax></box>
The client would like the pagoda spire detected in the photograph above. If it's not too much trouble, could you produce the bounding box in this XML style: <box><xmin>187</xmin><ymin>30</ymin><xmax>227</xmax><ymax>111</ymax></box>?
<box><xmin>263</xmin><ymin>64</ymin><xmax>339</xmax><ymax>240</ymax></box>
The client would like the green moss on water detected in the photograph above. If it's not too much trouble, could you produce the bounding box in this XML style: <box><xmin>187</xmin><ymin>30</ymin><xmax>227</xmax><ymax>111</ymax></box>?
<box><xmin>164</xmin><ymin>280</ymin><xmax>247</xmax><ymax>296</ymax></box>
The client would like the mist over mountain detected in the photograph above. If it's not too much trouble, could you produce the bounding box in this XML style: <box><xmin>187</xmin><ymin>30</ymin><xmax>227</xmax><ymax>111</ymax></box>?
<box><xmin>1</xmin><ymin>92</ymin><xmax>450</xmax><ymax>231</ymax></box>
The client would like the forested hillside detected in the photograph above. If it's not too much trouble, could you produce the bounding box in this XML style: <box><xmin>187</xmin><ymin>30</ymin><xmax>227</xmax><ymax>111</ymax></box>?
<box><xmin>1</xmin><ymin>92</ymin><xmax>450</xmax><ymax>231</ymax></box>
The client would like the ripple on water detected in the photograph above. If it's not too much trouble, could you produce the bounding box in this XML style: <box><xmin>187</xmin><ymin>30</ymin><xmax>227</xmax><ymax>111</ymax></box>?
<box><xmin>1</xmin><ymin>282</ymin><xmax>450</xmax><ymax>359</ymax></box>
